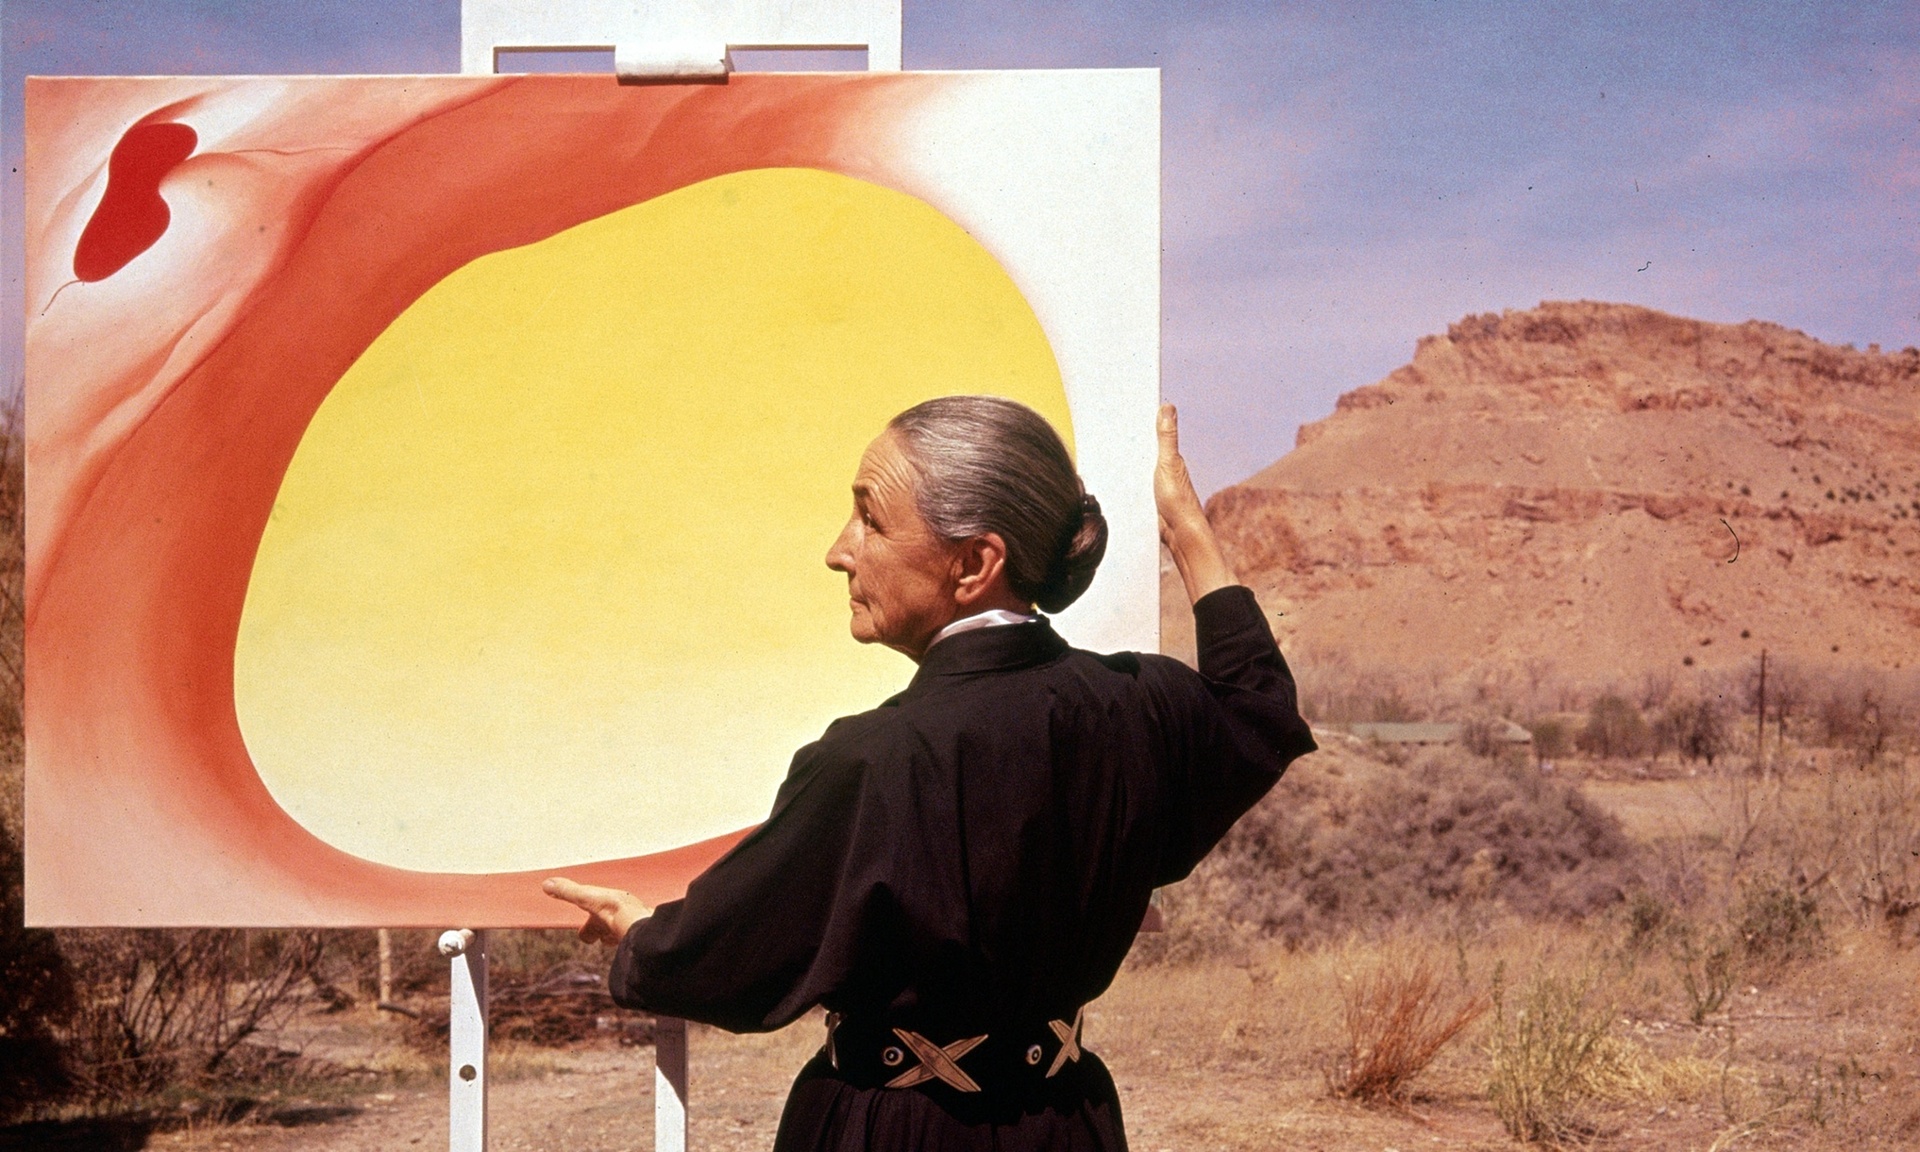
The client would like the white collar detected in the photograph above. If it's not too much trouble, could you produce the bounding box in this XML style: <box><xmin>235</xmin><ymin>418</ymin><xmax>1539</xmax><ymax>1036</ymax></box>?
<box><xmin>928</xmin><ymin>607</ymin><xmax>1042</xmax><ymax>649</ymax></box>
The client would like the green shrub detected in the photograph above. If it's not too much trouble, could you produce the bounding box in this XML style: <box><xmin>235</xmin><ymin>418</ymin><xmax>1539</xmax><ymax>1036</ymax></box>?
<box><xmin>1620</xmin><ymin>890</ymin><xmax>1672</xmax><ymax>954</ymax></box>
<box><xmin>1734</xmin><ymin>877</ymin><xmax>1824</xmax><ymax>972</ymax></box>
<box><xmin>1486</xmin><ymin>965</ymin><xmax>1615</xmax><ymax>1146</ymax></box>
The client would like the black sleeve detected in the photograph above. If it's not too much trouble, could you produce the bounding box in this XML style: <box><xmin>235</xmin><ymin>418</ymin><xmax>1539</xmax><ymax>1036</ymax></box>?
<box><xmin>606</xmin><ymin>730</ymin><xmax>907</xmax><ymax>1033</ymax></box>
<box><xmin>1154</xmin><ymin>584</ymin><xmax>1316</xmax><ymax>884</ymax></box>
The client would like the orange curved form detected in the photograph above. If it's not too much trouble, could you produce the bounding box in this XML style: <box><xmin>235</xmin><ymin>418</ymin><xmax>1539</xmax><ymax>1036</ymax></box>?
<box><xmin>25</xmin><ymin>74</ymin><xmax>932</xmax><ymax>926</ymax></box>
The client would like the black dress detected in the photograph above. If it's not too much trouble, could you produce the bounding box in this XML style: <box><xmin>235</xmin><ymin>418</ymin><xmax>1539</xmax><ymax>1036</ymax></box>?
<box><xmin>609</xmin><ymin>585</ymin><xmax>1315</xmax><ymax>1150</ymax></box>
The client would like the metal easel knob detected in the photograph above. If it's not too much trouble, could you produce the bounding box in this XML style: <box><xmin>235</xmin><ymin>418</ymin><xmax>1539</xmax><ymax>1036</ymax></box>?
<box><xmin>438</xmin><ymin>928</ymin><xmax>476</xmax><ymax>957</ymax></box>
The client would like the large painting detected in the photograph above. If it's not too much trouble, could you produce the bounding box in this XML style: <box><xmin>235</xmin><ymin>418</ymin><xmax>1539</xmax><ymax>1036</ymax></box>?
<box><xmin>25</xmin><ymin>70</ymin><xmax>1159</xmax><ymax>926</ymax></box>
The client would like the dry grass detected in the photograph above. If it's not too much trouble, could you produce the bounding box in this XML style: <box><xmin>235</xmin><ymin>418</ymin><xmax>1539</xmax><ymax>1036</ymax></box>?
<box><xmin>1096</xmin><ymin>946</ymin><xmax>1342</xmax><ymax>1078</ymax></box>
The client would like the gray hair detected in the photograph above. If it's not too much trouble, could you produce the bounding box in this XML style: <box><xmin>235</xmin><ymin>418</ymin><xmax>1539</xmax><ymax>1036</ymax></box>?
<box><xmin>887</xmin><ymin>395</ymin><xmax>1107</xmax><ymax>613</ymax></box>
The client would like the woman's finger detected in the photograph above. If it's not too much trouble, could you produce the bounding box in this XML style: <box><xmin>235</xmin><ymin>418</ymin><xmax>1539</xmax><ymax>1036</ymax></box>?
<box><xmin>543</xmin><ymin>876</ymin><xmax>617</xmax><ymax>913</ymax></box>
<box><xmin>542</xmin><ymin>876</ymin><xmax>588</xmax><ymax>906</ymax></box>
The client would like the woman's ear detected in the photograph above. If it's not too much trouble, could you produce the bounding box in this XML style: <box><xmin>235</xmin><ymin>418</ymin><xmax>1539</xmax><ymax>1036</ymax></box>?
<box><xmin>951</xmin><ymin>532</ymin><xmax>1011</xmax><ymax>607</ymax></box>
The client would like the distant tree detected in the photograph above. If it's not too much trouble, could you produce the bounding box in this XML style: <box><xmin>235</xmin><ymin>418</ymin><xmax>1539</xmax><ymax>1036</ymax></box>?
<box><xmin>1528</xmin><ymin>718</ymin><xmax>1570</xmax><ymax>762</ymax></box>
<box><xmin>1657</xmin><ymin>698</ymin><xmax>1725</xmax><ymax>766</ymax></box>
<box><xmin>1767</xmin><ymin>662</ymin><xmax>1808</xmax><ymax>747</ymax></box>
<box><xmin>1577</xmin><ymin>694</ymin><xmax>1649</xmax><ymax>759</ymax></box>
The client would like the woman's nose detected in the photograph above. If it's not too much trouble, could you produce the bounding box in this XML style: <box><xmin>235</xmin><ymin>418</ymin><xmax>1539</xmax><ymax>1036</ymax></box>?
<box><xmin>825</xmin><ymin>521</ymin><xmax>855</xmax><ymax>572</ymax></box>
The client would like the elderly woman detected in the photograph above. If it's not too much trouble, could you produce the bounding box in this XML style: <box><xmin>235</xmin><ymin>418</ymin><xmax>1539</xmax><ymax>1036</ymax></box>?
<box><xmin>547</xmin><ymin>397</ymin><xmax>1314</xmax><ymax>1150</ymax></box>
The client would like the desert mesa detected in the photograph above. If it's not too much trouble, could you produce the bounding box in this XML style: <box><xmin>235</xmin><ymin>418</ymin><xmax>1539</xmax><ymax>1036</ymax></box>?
<box><xmin>1170</xmin><ymin>300</ymin><xmax>1920</xmax><ymax>698</ymax></box>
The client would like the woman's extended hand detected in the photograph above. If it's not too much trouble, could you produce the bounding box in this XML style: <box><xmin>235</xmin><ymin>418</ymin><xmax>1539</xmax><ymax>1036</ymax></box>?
<box><xmin>1155</xmin><ymin>404</ymin><xmax>1238</xmax><ymax>604</ymax></box>
<box><xmin>542</xmin><ymin>877</ymin><xmax>653</xmax><ymax>946</ymax></box>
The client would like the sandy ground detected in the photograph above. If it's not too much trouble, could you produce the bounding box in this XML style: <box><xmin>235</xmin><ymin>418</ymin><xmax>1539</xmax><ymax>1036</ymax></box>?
<box><xmin>123</xmin><ymin>959</ymin><xmax>1920</xmax><ymax>1152</ymax></box>
<box><xmin>133</xmin><ymin>1019</ymin><xmax>1520</xmax><ymax>1152</ymax></box>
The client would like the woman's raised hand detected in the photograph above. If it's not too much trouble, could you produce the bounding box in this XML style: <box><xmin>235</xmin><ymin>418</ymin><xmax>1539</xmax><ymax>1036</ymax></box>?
<box><xmin>542</xmin><ymin>877</ymin><xmax>654</xmax><ymax>946</ymax></box>
<box><xmin>1155</xmin><ymin>404</ymin><xmax>1237</xmax><ymax>604</ymax></box>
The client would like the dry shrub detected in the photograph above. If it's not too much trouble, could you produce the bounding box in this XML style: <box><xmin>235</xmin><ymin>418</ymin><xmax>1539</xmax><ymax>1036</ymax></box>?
<box><xmin>0</xmin><ymin>816</ymin><xmax>76</xmax><ymax>1121</ymax></box>
<box><xmin>0</xmin><ymin>417</ymin><xmax>72</xmax><ymax>1122</ymax></box>
<box><xmin>1328</xmin><ymin>949</ymin><xmax>1486</xmax><ymax>1103</ymax></box>
<box><xmin>406</xmin><ymin>961</ymin><xmax>648</xmax><ymax>1050</ymax></box>
<box><xmin>1805</xmin><ymin>759</ymin><xmax>1920</xmax><ymax>937</ymax></box>
<box><xmin>0</xmin><ymin>413</ymin><xmax>21</xmax><ymax>764</ymax></box>
<box><xmin>1692</xmin><ymin>754</ymin><xmax>1919</xmax><ymax>942</ymax></box>
<box><xmin>55</xmin><ymin>929</ymin><xmax>325</xmax><ymax>1099</ymax></box>
<box><xmin>1619</xmin><ymin>871</ymin><xmax>1825</xmax><ymax>1026</ymax></box>
<box><xmin>1668</xmin><ymin>919</ymin><xmax>1740</xmax><ymax>1025</ymax></box>
<box><xmin>1485</xmin><ymin>965</ymin><xmax>1616</xmax><ymax>1146</ymax></box>
<box><xmin>1147</xmin><ymin>743</ymin><xmax>1636</xmax><ymax>955</ymax></box>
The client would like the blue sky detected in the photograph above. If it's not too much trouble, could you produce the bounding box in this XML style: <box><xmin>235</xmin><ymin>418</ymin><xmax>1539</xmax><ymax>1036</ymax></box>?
<box><xmin>4</xmin><ymin>1</ymin><xmax>1915</xmax><ymax>492</ymax></box>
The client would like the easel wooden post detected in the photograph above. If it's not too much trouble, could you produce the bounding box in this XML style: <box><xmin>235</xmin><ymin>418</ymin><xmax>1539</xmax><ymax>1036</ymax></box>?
<box><xmin>443</xmin><ymin>5</ymin><xmax>903</xmax><ymax>1146</ymax></box>
<box><xmin>437</xmin><ymin>929</ymin><xmax>687</xmax><ymax>1151</ymax></box>
<box><xmin>655</xmin><ymin>1016</ymin><xmax>691</xmax><ymax>1152</ymax></box>
<box><xmin>439</xmin><ymin>930</ymin><xmax>489</xmax><ymax>1152</ymax></box>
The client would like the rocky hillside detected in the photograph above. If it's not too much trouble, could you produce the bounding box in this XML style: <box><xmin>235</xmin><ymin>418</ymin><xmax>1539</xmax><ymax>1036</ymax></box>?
<box><xmin>1172</xmin><ymin>301</ymin><xmax>1920</xmax><ymax>693</ymax></box>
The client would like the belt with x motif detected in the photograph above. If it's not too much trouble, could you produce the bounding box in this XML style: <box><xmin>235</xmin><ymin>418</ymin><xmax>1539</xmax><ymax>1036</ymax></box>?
<box><xmin>822</xmin><ymin>1008</ymin><xmax>1088</xmax><ymax>1093</ymax></box>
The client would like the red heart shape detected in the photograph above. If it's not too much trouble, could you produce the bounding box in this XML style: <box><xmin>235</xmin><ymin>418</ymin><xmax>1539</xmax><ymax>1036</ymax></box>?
<box><xmin>72</xmin><ymin>120</ymin><xmax>198</xmax><ymax>282</ymax></box>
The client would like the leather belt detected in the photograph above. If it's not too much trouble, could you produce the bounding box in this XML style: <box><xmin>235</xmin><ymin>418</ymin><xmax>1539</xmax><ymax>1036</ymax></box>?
<box><xmin>824</xmin><ymin>1007</ymin><xmax>1086</xmax><ymax>1094</ymax></box>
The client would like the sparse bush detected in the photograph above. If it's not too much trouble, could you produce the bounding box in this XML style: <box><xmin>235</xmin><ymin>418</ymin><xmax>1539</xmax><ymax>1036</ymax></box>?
<box><xmin>1486</xmin><ymin>965</ymin><xmax>1615</xmax><ymax>1146</ymax></box>
<box><xmin>1329</xmin><ymin>950</ymin><xmax>1486</xmax><ymax>1103</ymax></box>
<box><xmin>1578</xmin><ymin>694</ymin><xmax>1650</xmax><ymax>759</ymax></box>
<box><xmin>1669</xmin><ymin>919</ymin><xmax>1739</xmax><ymax>1024</ymax></box>
<box><xmin>1621</xmin><ymin>887</ymin><xmax>1759</xmax><ymax>1024</ymax></box>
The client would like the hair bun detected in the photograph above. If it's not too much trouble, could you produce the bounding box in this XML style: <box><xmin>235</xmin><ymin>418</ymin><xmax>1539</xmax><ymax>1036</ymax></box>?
<box><xmin>1036</xmin><ymin>491</ymin><xmax>1108</xmax><ymax>613</ymax></box>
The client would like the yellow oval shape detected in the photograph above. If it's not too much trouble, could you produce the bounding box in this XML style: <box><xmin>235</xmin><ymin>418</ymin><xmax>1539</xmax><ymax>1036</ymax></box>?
<box><xmin>235</xmin><ymin>168</ymin><xmax>1072</xmax><ymax>872</ymax></box>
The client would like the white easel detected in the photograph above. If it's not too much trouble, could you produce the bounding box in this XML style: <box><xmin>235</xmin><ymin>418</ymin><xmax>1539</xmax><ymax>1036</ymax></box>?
<box><xmin>445</xmin><ymin>7</ymin><xmax>902</xmax><ymax>1147</ymax></box>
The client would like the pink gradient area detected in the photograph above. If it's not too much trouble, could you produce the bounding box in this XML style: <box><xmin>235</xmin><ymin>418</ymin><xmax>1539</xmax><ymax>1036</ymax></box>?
<box><xmin>24</xmin><ymin>73</ymin><xmax>928</xmax><ymax>926</ymax></box>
